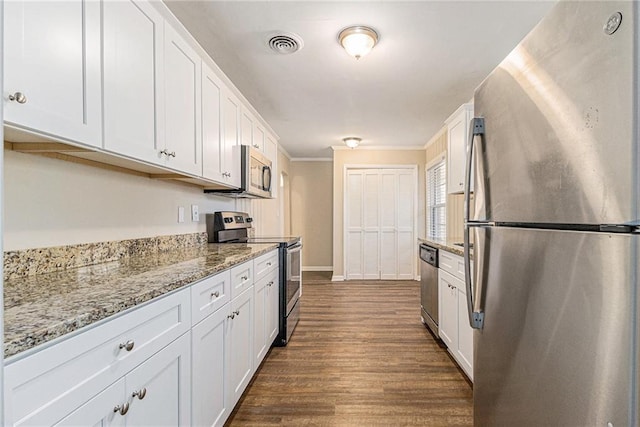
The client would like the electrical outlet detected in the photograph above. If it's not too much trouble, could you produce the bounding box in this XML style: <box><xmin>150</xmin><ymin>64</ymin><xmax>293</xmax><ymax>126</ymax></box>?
<box><xmin>191</xmin><ymin>204</ymin><xmax>199</xmax><ymax>222</ymax></box>
<box><xmin>178</xmin><ymin>206</ymin><xmax>185</xmax><ymax>223</ymax></box>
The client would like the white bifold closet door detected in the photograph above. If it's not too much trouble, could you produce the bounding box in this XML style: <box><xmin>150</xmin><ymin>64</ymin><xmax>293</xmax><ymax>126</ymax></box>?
<box><xmin>346</xmin><ymin>168</ymin><xmax>415</xmax><ymax>280</ymax></box>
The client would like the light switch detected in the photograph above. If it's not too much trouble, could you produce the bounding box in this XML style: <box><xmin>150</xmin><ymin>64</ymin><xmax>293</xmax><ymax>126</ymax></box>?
<box><xmin>191</xmin><ymin>204</ymin><xmax>199</xmax><ymax>222</ymax></box>
<box><xmin>178</xmin><ymin>206</ymin><xmax>185</xmax><ymax>223</ymax></box>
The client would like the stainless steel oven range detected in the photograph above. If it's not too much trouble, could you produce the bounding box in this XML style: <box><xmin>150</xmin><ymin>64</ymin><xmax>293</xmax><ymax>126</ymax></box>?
<box><xmin>207</xmin><ymin>211</ymin><xmax>302</xmax><ymax>346</ymax></box>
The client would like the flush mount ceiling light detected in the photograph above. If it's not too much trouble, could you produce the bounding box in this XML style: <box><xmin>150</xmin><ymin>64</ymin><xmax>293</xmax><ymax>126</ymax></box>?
<box><xmin>338</xmin><ymin>26</ymin><xmax>379</xmax><ymax>59</ymax></box>
<box><xmin>343</xmin><ymin>137</ymin><xmax>362</xmax><ymax>148</ymax></box>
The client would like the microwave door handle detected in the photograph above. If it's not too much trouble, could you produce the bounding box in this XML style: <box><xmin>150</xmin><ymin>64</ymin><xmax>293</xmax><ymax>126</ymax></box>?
<box><xmin>262</xmin><ymin>166</ymin><xmax>272</xmax><ymax>192</ymax></box>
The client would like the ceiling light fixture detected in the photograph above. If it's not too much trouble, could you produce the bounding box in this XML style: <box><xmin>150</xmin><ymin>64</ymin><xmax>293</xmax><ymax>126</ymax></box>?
<box><xmin>343</xmin><ymin>137</ymin><xmax>362</xmax><ymax>149</ymax></box>
<box><xmin>338</xmin><ymin>26</ymin><xmax>379</xmax><ymax>60</ymax></box>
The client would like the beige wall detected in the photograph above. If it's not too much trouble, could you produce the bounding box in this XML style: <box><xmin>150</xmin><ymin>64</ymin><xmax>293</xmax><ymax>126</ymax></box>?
<box><xmin>290</xmin><ymin>160</ymin><xmax>333</xmax><ymax>269</ymax></box>
<box><xmin>4</xmin><ymin>150</ymin><xmax>242</xmax><ymax>251</ymax></box>
<box><xmin>424</xmin><ymin>127</ymin><xmax>465</xmax><ymax>243</ymax></box>
<box><xmin>332</xmin><ymin>149</ymin><xmax>426</xmax><ymax>279</ymax></box>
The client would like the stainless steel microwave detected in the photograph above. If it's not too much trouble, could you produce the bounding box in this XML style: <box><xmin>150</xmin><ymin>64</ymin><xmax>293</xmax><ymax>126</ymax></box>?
<box><xmin>206</xmin><ymin>145</ymin><xmax>272</xmax><ymax>198</ymax></box>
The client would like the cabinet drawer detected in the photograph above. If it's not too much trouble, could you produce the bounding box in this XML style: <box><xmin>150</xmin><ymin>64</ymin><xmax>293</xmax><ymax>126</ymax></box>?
<box><xmin>191</xmin><ymin>270</ymin><xmax>231</xmax><ymax>326</ymax></box>
<box><xmin>253</xmin><ymin>249</ymin><xmax>278</xmax><ymax>281</ymax></box>
<box><xmin>231</xmin><ymin>261</ymin><xmax>253</xmax><ymax>299</ymax></box>
<box><xmin>4</xmin><ymin>288</ymin><xmax>190</xmax><ymax>426</ymax></box>
<box><xmin>439</xmin><ymin>250</ymin><xmax>465</xmax><ymax>281</ymax></box>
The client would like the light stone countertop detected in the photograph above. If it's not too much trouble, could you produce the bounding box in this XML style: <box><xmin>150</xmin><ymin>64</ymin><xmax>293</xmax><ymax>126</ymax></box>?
<box><xmin>4</xmin><ymin>243</ymin><xmax>278</xmax><ymax>359</ymax></box>
<box><xmin>417</xmin><ymin>237</ymin><xmax>471</xmax><ymax>259</ymax></box>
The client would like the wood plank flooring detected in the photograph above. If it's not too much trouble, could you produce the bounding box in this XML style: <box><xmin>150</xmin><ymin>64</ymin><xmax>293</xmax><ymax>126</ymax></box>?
<box><xmin>226</xmin><ymin>274</ymin><xmax>473</xmax><ymax>426</ymax></box>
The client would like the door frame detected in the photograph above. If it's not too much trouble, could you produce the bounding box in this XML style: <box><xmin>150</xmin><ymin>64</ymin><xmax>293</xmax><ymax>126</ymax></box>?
<box><xmin>343</xmin><ymin>164</ymin><xmax>419</xmax><ymax>281</ymax></box>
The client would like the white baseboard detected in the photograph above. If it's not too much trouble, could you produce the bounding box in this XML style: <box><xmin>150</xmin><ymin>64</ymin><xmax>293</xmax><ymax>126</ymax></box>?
<box><xmin>331</xmin><ymin>275</ymin><xmax>344</xmax><ymax>282</ymax></box>
<box><xmin>302</xmin><ymin>266</ymin><xmax>333</xmax><ymax>272</ymax></box>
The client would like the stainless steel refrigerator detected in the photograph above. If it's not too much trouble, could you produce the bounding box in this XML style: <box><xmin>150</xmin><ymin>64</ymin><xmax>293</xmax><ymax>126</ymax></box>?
<box><xmin>464</xmin><ymin>1</ymin><xmax>639</xmax><ymax>425</ymax></box>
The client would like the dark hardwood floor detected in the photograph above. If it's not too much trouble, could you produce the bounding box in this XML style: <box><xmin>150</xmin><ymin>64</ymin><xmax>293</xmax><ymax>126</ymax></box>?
<box><xmin>226</xmin><ymin>273</ymin><xmax>473</xmax><ymax>426</ymax></box>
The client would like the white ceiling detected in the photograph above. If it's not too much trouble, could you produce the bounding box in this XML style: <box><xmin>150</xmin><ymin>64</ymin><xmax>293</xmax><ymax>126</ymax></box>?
<box><xmin>165</xmin><ymin>1</ymin><xmax>556</xmax><ymax>159</ymax></box>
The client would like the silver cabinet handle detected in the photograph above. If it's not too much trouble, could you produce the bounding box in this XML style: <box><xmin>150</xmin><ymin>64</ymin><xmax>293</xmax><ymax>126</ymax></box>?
<box><xmin>211</xmin><ymin>291</ymin><xmax>220</xmax><ymax>298</ymax></box>
<box><xmin>114</xmin><ymin>402</ymin><xmax>130</xmax><ymax>415</ymax></box>
<box><xmin>159</xmin><ymin>149</ymin><xmax>176</xmax><ymax>158</ymax></box>
<box><xmin>119</xmin><ymin>340</ymin><xmax>135</xmax><ymax>352</ymax></box>
<box><xmin>266</xmin><ymin>262</ymin><xmax>272</xmax><ymax>266</ymax></box>
<box><xmin>132</xmin><ymin>388</ymin><xmax>147</xmax><ymax>400</ymax></box>
<box><xmin>8</xmin><ymin>92</ymin><xmax>27</xmax><ymax>104</ymax></box>
<box><xmin>241</xmin><ymin>275</ymin><xmax>248</xmax><ymax>281</ymax></box>
<box><xmin>227</xmin><ymin>313</ymin><xmax>235</xmax><ymax>319</ymax></box>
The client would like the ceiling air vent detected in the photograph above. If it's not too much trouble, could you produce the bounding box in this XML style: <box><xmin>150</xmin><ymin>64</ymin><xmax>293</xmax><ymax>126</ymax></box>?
<box><xmin>267</xmin><ymin>32</ymin><xmax>304</xmax><ymax>54</ymax></box>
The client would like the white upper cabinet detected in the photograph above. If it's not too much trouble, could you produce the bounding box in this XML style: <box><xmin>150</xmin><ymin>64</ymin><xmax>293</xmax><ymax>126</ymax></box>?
<box><xmin>222</xmin><ymin>89</ymin><xmax>241</xmax><ymax>187</ymax></box>
<box><xmin>163</xmin><ymin>25</ymin><xmax>202</xmax><ymax>176</ymax></box>
<box><xmin>445</xmin><ymin>103</ymin><xmax>474</xmax><ymax>194</ymax></box>
<box><xmin>4</xmin><ymin>0</ymin><xmax>102</xmax><ymax>147</ymax></box>
<box><xmin>241</xmin><ymin>109</ymin><xmax>253</xmax><ymax>147</ymax></box>
<box><xmin>103</xmin><ymin>0</ymin><xmax>164</xmax><ymax>164</ymax></box>
<box><xmin>252</xmin><ymin>123</ymin><xmax>265</xmax><ymax>152</ymax></box>
<box><xmin>201</xmin><ymin>62</ymin><xmax>224</xmax><ymax>182</ymax></box>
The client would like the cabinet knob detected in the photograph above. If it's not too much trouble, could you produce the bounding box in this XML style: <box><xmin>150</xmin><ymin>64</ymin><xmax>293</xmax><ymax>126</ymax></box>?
<box><xmin>234</xmin><ymin>309</ymin><xmax>240</xmax><ymax>316</ymax></box>
<box><xmin>8</xmin><ymin>92</ymin><xmax>27</xmax><ymax>104</ymax></box>
<box><xmin>266</xmin><ymin>262</ymin><xmax>272</xmax><ymax>266</ymax></box>
<box><xmin>132</xmin><ymin>388</ymin><xmax>147</xmax><ymax>400</ymax></box>
<box><xmin>267</xmin><ymin>281</ymin><xmax>274</xmax><ymax>287</ymax></box>
<box><xmin>119</xmin><ymin>340</ymin><xmax>135</xmax><ymax>352</ymax></box>
<box><xmin>114</xmin><ymin>403</ymin><xmax>130</xmax><ymax>416</ymax></box>
<box><xmin>211</xmin><ymin>291</ymin><xmax>220</xmax><ymax>298</ymax></box>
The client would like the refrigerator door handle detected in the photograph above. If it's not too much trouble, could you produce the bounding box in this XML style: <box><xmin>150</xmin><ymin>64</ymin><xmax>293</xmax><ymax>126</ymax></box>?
<box><xmin>464</xmin><ymin>225</ymin><xmax>484</xmax><ymax>329</ymax></box>
<box><xmin>464</xmin><ymin>117</ymin><xmax>485</xmax><ymax>329</ymax></box>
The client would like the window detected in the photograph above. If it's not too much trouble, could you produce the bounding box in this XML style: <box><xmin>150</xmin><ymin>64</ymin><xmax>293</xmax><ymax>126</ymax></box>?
<box><xmin>427</xmin><ymin>160</ymin><xmax>446</xmax><ymax>240</ymax></box>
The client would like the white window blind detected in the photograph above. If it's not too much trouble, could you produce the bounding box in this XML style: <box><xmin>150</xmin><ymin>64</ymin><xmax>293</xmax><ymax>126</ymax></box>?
<box><xmin>427</xmin><ymin>160</ymin><xmax>446</xmax><ymax>240</ymax></box>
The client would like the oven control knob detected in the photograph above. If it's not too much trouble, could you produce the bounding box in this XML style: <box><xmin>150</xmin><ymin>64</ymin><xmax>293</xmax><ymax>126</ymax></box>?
<box><xmin>224</xmin><ymin>218</ymin><xmax>233</xmax><ymax>223</ymax></box>
<box><xmin>246</xmin><ymin>217</ymin><xmax>253</xmax><ymax>223</ymax></box>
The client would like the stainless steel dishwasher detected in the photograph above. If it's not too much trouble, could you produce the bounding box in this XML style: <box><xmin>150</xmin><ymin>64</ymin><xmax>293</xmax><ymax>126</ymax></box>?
<box><xmin>420</xmin><ymin>244</ymin><xmax>439</xmax><ymax>337</ymax></box>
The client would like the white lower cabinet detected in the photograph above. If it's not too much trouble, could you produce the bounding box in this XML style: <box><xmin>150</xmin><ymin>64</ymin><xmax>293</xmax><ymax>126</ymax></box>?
<box><xmin>438</xmin><ymin>250</ymin><xmax>474</xmax><ymax>381</ymax></box>
<box><xmin>253</xmin><ymin>267</ymin><xmax>278</xmax><ymax>366</ymax></box>
<box><xmin>228</xmin><ymin>286</ymin><xmax>255</xmax><ymax>408</ymax></box>
<box><xmin>191</xmin><ymin>303</ymin><xmax>230</xmax><ymax>427</ymax></box>
<box><xmin>6</xmin><ymin>254</ymin><xmax>278</xmax><ymax>427</ymax></box>
<box><xmin>55</xmin><ymin>379</ymin><xmax>125</xmax><ymax>427</ymax></box>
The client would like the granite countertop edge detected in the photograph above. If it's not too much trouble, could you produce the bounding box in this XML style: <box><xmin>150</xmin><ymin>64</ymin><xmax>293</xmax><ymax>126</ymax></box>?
<box><xmin>4</xmin><ymin>243</ymin><xmax>279</xmax><ymax>360</ymax></box>
<box><xmin>417</xmin><ymin>237</ymin><xmax>470</xmax><ymax>258</ymax></box>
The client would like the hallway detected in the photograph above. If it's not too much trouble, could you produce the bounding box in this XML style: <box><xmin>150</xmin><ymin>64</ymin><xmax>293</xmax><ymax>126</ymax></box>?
<box><xmin>226</xmin><ymin>276</ymin><xmax>473</xmax><ymax>426</ymax></box>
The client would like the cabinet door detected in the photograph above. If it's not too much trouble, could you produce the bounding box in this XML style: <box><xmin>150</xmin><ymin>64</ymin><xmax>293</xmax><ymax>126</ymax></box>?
<box><xmin>438</xmin><ymin>270</ymin><xmax>458</xmax><ymax>350</ymax></box>
<box><xmin>192</xmin><ymin>305</ymin><xmax>230</xmax><ymax>427</ymax></box>
<box><xmin>4</xmin><ymin>0</ymin><xmax>101</xmax><ymax>147</ymax></box>
<box><xmin>228</xmin><ymin>287</ymin><xmax>254</xmax><ymax>407</ymax></box>
<box><xmin>253</xmin><ymin>277</ymin><xmax>268</xmax><ymax>366</ymax></box>
<box><xmin>103</xmin><ymin>0</ymin><xmax>164</xmax><ymax>165</ymax></box>
<box><xmin>240</xmin><ymin>110</ymin><xmax>253</xmax><ymax>147</ymax></box>
<box><xmin>221</xmin><ymin>89</ymin><xmax>241</xmax><ymax>187</ymax></box>
<box><xmin>164</xmin><ymin>25</ymin><xmax>202</xmax><ymax>176</ymax></box>
<box><xmin>54</xmin><ymin>379</ymin><xmax>126</xmax><ymax>427</ymax></box>
<box><xmin>457</xmin><ymin>287</ymin><xmax>474</xmax><ymax>380</ymax></box>
<box><xmin>265</xmin><ymin>270</ymin><xmax>280</xmax><ymax>344</ymax></box>
<box><xmin>201</xmin><ymin>62</ymin><xmax>224</xmax><ymax>182</ymax></box>
<box><xmin>252</xmin><ymin>123</ymin><xmax>265</xmax><ymax>152</ymax></box>
<box><xmin>124</xmin><ymin>333</ymin><xmax>191</xmax><ymax>427</ymax></box>
<box><xmin>446</xmin><ymin>104</ymin><xmax>474</xmax><ymax>194</ymax></box>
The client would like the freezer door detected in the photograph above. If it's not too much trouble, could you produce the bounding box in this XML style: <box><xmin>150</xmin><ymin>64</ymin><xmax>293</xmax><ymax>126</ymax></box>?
<box><xmin>472</xmin><ymin>1</ymin><xmax>638</xmax><ymax>224</ymax></box>
<box><xmin>473</xmin><ymin>226</ymin><xmax>637</xmax><ymax>426</ymax></box>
